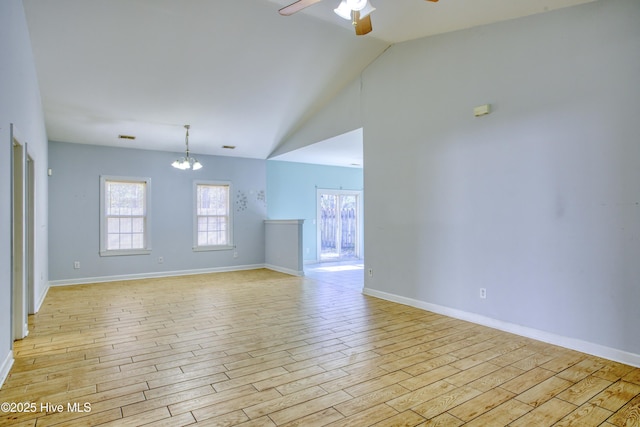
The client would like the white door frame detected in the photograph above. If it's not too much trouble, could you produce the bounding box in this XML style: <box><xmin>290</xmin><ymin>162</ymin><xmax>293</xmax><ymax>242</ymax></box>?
<box><xmin>11</xmin><ymin>124</ymin><xmax>29</xmax><ymax>341</ymax></box>
<box><xmin>27</xmin><ymin>154</ymin><xmax>35</xmax><ymax>315</ymax></box>
<box><xmin>316</xmin><ymin>189</ymin><xmax>363</xmax><ymax>262</ymax></box>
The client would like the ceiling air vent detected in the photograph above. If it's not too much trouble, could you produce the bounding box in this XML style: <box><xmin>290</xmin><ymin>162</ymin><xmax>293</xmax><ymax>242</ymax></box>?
<box><xmin>222</xmin><ymin>145</ymin><xmax>236</xmax><ymax>150</ymax></box>
<box><xmin>118</xmin><ymin>134</ymin><xmax>136</xmax><ymax>140</ymax></box>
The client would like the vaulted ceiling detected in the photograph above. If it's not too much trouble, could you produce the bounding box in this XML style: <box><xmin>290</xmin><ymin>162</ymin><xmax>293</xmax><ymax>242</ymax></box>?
<box><xmin>23</xmin><ymin>0</ymin><xmax>595</xmax><ymax>167</ymax></box>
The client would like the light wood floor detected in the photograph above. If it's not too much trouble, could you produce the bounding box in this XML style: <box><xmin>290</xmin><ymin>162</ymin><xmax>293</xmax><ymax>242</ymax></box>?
<box><xmin>1</xmin><ymin>268</ymin><xmax>639</xmax><ymax>426</ymax></box>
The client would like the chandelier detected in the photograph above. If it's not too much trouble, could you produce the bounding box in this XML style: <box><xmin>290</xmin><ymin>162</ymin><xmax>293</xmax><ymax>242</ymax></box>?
<box><xmin>171</xmin><ymin>124</ymin><xmax>202</xmax><ymax>170</ymax></box>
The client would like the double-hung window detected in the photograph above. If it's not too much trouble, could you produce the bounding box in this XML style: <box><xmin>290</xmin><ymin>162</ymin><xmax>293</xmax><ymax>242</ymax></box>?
<box><xmin>194</xmin><ymin>181</ymin><xmax>233</xmax><ymax>251</ymax></box>
<box><xmin>100</xmin><ymin>176</ymin><xmax>151</xmax><ymax>256</ymax></box>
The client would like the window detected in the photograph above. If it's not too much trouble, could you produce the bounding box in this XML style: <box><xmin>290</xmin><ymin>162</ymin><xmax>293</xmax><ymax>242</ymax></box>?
<box><xmin>100</xmin><ymin>176</ymin><xmax>151</xmax><ymax>256</ymax></box>
<box><xmin>194</xmin><ymin>181</ymin><xmax>233</xmax><ymax>250</ymax></box>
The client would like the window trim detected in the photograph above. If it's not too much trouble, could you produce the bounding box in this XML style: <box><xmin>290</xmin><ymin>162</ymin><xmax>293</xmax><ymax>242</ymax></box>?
<box><xmin>193</xmin><ymin>180</ymin><xmax>234</xmax><ymax>252</ymax></box>
<box><xmin>99</xmin><ymin>175</ymin><xmax>152</xmax><ymax>257</ymax></box>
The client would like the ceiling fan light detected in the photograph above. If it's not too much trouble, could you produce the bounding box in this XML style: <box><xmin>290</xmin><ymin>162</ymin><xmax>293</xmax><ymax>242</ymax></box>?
<box><xmin>346</xmin><ymin>0</ymin><xmax>367</xmax><ymax>11</ymax></box>
<box><xmin>334</xmin><ymin>1</ymin><xmax>352</xmax><ymax>20</ymax></box>
<box><xmin>359</xmin><ymin>1</ymin><xmax>375</xmax><ymax>18</ymax></box>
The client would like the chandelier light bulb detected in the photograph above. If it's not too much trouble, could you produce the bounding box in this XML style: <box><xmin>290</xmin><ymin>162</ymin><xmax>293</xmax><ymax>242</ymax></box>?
<box><xmin>172</xmin><ymin>124</ymin><xmax>203</xmax><ymax>170</ymax></box>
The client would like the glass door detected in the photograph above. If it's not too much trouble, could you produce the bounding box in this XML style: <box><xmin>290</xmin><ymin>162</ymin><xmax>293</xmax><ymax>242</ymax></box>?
<box><xmin>318</xmin><ymin>190</ymin><xmax>361</xmax><ymax>262</ymax></box>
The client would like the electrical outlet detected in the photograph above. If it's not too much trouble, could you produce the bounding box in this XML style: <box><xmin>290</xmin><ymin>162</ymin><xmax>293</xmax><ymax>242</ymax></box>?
<box><xmin>233</xmin><ymin>251</ymin><xmax>238</xmax><ymax>258</ymax></box>
<box><xmin>480</xmin><ymin>288</ymin><xmax>487</xmax><ymax>299</ymax></box>
<box><xmin>368</xmin><ymin>268</ymin><xmax>373</xmax><ymax>277</ymax></box>
<box><xmin>158</xmin><ymin>256</ymin><xmax>164</xmax><ymax>264</ymax></box>
<box><xmin>74</xmin><ymin>261</ymin><xmax>80</xmax><ymax>269</ymax></box>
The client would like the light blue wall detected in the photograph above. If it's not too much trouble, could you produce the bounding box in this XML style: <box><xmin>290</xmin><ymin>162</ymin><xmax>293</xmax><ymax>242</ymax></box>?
<box><xmin>48</xmin><ymin>141</ymin><xmax>266</xmax><ymax>282</ymax></box>
<box><xmin>0</xmin><ymin>0</ymin><xmax>49</xmax><ymax>375</ymax></box>
<box><xmin>362</xmin><ymin>0</ymin><xmax>640</xmax><ymax>359</ymax></box>
<box><xmin>267</xmin><ymin>160</ymin><xmax>363</xmax><ymax>262</ymax></box>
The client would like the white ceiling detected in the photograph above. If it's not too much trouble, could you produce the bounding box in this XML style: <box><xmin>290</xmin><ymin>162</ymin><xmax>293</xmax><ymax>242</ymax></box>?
<box><xmin>272</xmin><ymin>128</ymin><xmax>363</xmax><ymax>167</ymax></box>
<box><xmin>23</xmin><ymin>0</ymin><xmax>595</xmax><ymax>168</ymax></box>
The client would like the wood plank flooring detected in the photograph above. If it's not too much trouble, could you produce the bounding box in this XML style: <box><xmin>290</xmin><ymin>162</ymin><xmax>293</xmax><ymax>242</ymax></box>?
<box><xmin>1</xmin><ymin>268</ymin><xmax>639</xmax><ymax>426</ymax></box>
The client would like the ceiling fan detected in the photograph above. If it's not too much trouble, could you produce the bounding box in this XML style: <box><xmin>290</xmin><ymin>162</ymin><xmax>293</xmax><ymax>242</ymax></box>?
<box><xmin>279</xmin><ymin>0</ymin><xmax>439</xmax><ymax>36</ymax></box>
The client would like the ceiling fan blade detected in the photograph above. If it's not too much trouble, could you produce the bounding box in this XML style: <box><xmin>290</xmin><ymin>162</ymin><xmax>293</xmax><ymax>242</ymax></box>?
<box><xmin>279</xmin><ymin>0</ymin><xmax>323</xmax><ymax>16</ymax></box>
<box><xmin>353</xmin><ymin>11</ymin><xmax>372</xmax><ymax>36</ymax></box>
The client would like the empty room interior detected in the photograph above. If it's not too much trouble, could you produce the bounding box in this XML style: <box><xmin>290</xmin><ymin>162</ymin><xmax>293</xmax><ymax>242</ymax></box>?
<box><xmin>1</xmin><ymin>0</ymin><xmax>640</xmax><ymax>426</ymax></box>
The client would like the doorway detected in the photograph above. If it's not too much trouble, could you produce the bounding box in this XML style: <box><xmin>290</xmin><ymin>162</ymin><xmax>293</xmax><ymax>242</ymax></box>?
<box><xmin>11</xmin><ymin>124</ymin><xmax>32</xmax><ymax>341</ymax></box>
<box><xmin>317</xmin><ymin>189</ymin><xmax>362</xmax><ymax>262</ymax></box>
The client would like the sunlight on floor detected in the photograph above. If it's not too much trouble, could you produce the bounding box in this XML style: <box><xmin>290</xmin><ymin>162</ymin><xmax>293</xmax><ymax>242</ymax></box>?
<box><xmin>313</xmin><ymin>264</ymin><xmax>364</xmax><ymax>272</ymax></box>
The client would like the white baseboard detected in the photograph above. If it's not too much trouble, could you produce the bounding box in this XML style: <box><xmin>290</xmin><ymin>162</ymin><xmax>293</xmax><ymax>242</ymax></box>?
<box><xmin>265</xmin><ymin>264</ymin><xmax>305</xmax><ymax>277</ymax></box>
<box><xmin>0</xmin><ymin>351</ymin><xmax>14</xmax><ymax>389</ymax></box>
<box><xmin>48</xmin><ymin>264</ymin><xmax>266</xmax><ymax>287</ymax></box>
<box><xmin>363</xmin><ymin>287</ymin><xmax>640</xmax><ymax>368</ymax></box>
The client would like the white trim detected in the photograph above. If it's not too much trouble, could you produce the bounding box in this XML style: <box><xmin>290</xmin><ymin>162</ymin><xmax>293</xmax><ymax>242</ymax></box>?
<box><xmin>264</xmin><ymin>219</ymin><xmax>304</xmax><ymax>225</ymax></box>
<box><xmin>0</xmin><ymin>351</ymin><xmax>14</xmax><ymax>389</ymax></box>
<box><xmin>99</xmin><ymin>249</ymin><xmax>152</xmax><ymax>257</ymax></box>
<box><xmin>193</xmin><ymin>180</ymin><xmax>233</xmax><ymax>251</ymax></box>
<box><xmin>48</xmin><ymin>264</ymin><xmax>265</xmax><ymax>287</ymax></box>
<box><xmin>11</xmin><ymin>124</ymin><xmax>29</xmax><ymax>340</ymax></box>
<box><xmin>363</xmin><ymin>287</ymin><xmax>640</xmax><ymax>368</ymax></box>
<box><xmin>192</xmin><ymin>245</ymin><xmax>234</xmax><ymax>252</ymax></box>
<box><xmin>265</xmin><ymin>264</ymin><xmax>305</xmax><ymax>277</ymax></box>
<box><xmin>99</xmin><ymin>175</ymin><xmax>152</xmax><ymax>256</ymax></box>
<box><xmin>316</xmin><ymin>189</ymin><xmax>362</xmax><ymax>262</ymax></box>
